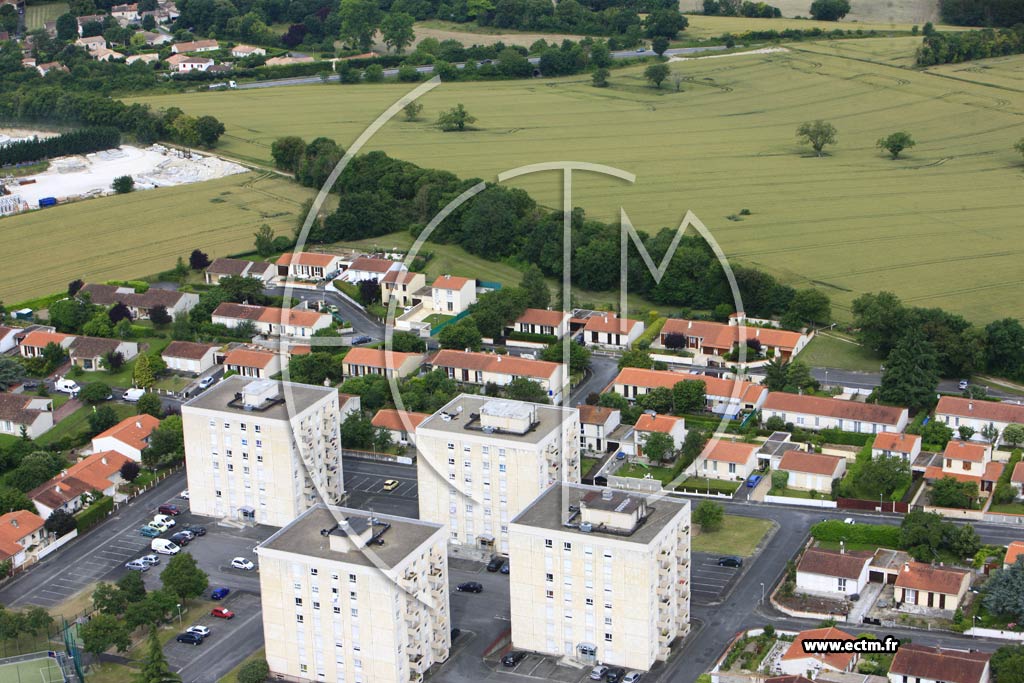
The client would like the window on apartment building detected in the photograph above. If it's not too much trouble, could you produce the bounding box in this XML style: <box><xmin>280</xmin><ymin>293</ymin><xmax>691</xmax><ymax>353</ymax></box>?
<box><xmin>254</xmin><ymin>425</ymin><xmax>261</xmax><ymax>433</ymax></box>
<box><xmin>209</xmin><ymin>419</ymin><xmax>215</xmax><ymax>427</ymax></box>
<box><xmin>224</xmin><ymin>422</ymin><xmax>230</xmax><ymax>429</ymax></box>
<box><xmin>297</xmin><ymin>615</ymin><xmax>304</xmax><ymax>623</ymax></box>
<box><xmin>311</xmin><ymin>585</ymin><xmax>318</xmax><ymax>594</ymax></box>
<box><xmin>449</xmin><ymin>473</ymin><xmax>456</xmax><ymax>480</ymax></box>
<box><xmin>447</xmin><ymin>442</ymin><xmax>455</xmax><ymax>450</ymax></box>
<box><xmin>499</xmin><ymin>464</ymin><xmax>507</xmax><ymax>473</ymax></box>
<box><xmin>333</xmin><ymin>607</ymin><xmax>340</xmax><ymax>614</ymax></box>
<box><xmin>585</xmin><ymin>598</ymin><xmax>593</xmax><ymax>606</ymax></box>
<box><xmin>311</xmin><ymin>568</ymin><xmax>318</xmax><ymax>576</ymax></box>
<box><xmin>482</xmin><ymin>446</ymin><xmax>490</xmax><ymax>455</ymax></box>
<box><xmin>242</xmin><ymin>452</ymin><xmax>249</xmax><ymax>461</ymax></box>
<box><xmin>546</xmin><ymin>573</ymin><xmax>553</xmax><ymax>582</ymax></box>
<box><xmin>243</xmin><ymin>467</ymin><xmax>250</xmax><ymax>475</ymax></box>
<box><xmin>604</xmin><ymin>602</ymin><xmax>612</xmax><ymax>609</ymax></box>
<box><xmin>448</xmin><ymin>457</ymin><xmax>455</xmax><ymax>465</ymax></box>
<box><xmin>349</xmin><ymin>574</ymin><xmax>356</xmax><ymax>583</ymax></box>
<box><xmin>300</xmin><ymin>664</ymin><xmax>307</xmax><ymax>672</ymax></box>
<box><xmin>605</xmin><ymin>617</ymin><xmax>612</xmax><ymax>626</ymax></box>
<box><xmin>313</xmin><ymin>602</ymin><xmax>320</xmax><ymax>610</ymax></box>
<box><xmin>604</xmin><ymin>633</ymin><xmax>612</xmax><ymax>643</ymax></box>
<box><xmin>213</xmin><ymin>461</ymin><xmax>219</xmax><ymax>470</ymax></box>
<box><xmin>545</xmin><ymin>539</ymin><xmax>553</xmax><ymax>548</ymax></box>
<box><xmin>464</xmin><ymin>476</ymin><xmax>472</xmax><ymax>484</ymax></box>
<box><xmin>351</xmin><ymin>608</ymin><xmax>358</xmax><ymax>617</ymax></box>
<box><xmin>257</xmin><ymin>454</ymin><xmax>263</xmax><ymax>463</ymax></box>
<box><xmin>255</xmin><ymin>439</ymin><xmax>262</xmax><ymax>449</ymax></box>
<box><xmin>563</xmin><ymin>542</ymin><xmax>572</xmax><ymax>551</ymax></box>
<box><xmin>227</xmin><ymin>464</ymin><xmax>233</xmax><ymax>472</ymax></box>
<box><xmin>215</xmin><ymin>490</ymin><xmax>221</xmax><ymax>497</ymax></box>
<box><xmin>501</xmin><ymin>525</ymin><xmax>508</xmax><ymax>533</ymax></box>
<box><xmin>483</xmin><ymin>461</ymin><xmax>490</xmax><ymax>470</ymax></box>
<box><xmin>226</xmin><ymin>449</ymin><xmax>232</xmax><ymax>457</ymax></box>
<box><xmin>296</xmin><ymin>598</ymin><xmax>302</xmax><ymax>606</ymax></box>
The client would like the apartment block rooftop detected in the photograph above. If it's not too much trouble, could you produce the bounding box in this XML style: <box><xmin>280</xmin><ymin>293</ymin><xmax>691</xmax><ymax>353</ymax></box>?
<box><xmin>511</xmin><ymin>483</ymin><xmax>688</xmax><ymax>544</ymax></box>
<box><xmin>182</xmin><ymin>375</ymin><xmax>335</xmax><ymax>420</ymax></box>
<box><xmin>258</xmin><ymin>504</ymin><xmax>442</xmax><ymax>569</ymax></box>
<box><xmin>417</xmin><ymin>394</ymin><xmax>574</xmax><ymax>445</ymax></box>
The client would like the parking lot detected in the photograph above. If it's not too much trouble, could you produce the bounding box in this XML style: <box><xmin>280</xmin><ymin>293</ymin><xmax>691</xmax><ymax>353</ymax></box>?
<box><xmin>690</xmin><ymin>552</ymin><xmax>743</xmax><ymax>605</ymax></box>
<box><xmin>164</xmin><ymin>591</ymin><xmax>264</xmax><ymax>677</ymax></box>
<box><xmin>496</xmin><ymin>653</ymin><xmax>599</xmax><ymax>682</ymax></box>
<box><xmin>343</xmin><ymin>458</ymin><xmax>419</xmax><ymax>519</ymax></box>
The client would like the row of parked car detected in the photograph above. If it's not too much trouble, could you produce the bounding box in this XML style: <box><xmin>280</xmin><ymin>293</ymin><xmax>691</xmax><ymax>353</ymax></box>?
<box><xmin>500</xmin><ymin>652</ymin><xmax>642</xmax><ymax>683</ymax></box>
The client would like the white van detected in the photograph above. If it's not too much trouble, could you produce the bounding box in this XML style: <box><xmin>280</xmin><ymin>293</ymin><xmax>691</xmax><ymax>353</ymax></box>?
<box><xmin>55</xmin><ymin>377</ymin><xmax>80</xmax><ymax>395</ymax></box>
<box><xmin>123</xmin><ymin>388</ymin><xmax>146</xmax><ymax>402</ymax></box>
<box><xmin>151</xmin><ymin>539</ymin><xmax>180</xmax><ymax>555</ymax></box>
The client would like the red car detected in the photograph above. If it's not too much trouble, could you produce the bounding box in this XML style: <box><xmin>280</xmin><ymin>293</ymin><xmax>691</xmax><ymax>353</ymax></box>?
<box><xmin>211</xmin><ymin>607</ymin><xmax>235</xmax><ymax>619</ymax></box>
<box><xmin>158</xmin><ymin>504</ymin><xmax>181</xmax><ymax>516</ymax></box>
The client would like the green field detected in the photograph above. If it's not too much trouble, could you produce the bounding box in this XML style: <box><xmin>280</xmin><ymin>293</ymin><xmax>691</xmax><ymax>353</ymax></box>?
<box><xmin>799</xmin><ymin>333</ymin><xmax>883</xmax><ymax>372</ymax></box>
<box><xmin>679</xmin><ymin>0</ymin><xmax>941</xmax><ymax>25</ymax></box>
<box><xmin>129</xmin><ymin>42</ymin><xmax>1024</xmax><ymax>323</ymax></box>
<box><xmin>692</xmin><ymin>514</ymin><xmax>774</xmax><ymax>556</ymax></box>
<box><xmin>24</xmin><ymin>2</ymin><xmax>68</xmax><ymax>31</ymax></box>
<box><xmin>0</xmin><ymin>655</ymin><xmax>65</xmax><ymax>683</ymax></box>
<box><xmin>0</xmin><ymin>173</ymin><xmax>316</xmax><ymax>305</ymax></box>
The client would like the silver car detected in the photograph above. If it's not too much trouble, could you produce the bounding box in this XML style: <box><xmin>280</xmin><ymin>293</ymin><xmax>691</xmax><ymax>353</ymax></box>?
<box><xmin>139</xmin><ymin>554</ymin><xmax>161</xmax><ymax>566</ymax></box>
<box><xmin>125</xmin><ymin>559</ymin><xmax>149</xmax><ymax>572</ymax></box>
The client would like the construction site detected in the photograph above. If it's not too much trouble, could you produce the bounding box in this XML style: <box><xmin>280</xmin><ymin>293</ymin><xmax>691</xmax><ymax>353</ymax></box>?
<box><xmin>0</xmin><ymin>129</ymin><xmax>247</xmax><ymax>216</ymax></box>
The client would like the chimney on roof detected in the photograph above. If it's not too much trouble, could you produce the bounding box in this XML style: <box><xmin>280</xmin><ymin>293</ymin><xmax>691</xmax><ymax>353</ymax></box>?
<box><xmin>11</xmin><ymin>519</ymin><xmax>17</xmax><ymax>528</ymax></box>
<box><xmin>756</xmin><ymin>329</ymin><xmax>760</xmax><ymax>338</ymax></box>
<box><xmin>968</xmin><ymin>402</ymin><xmax>973</xmax><ymax>411</ymax></box>
<box><xmin>903</xmin><ymin>562</ymin><xmax>910</xmax><ymax>572</ymax></box>
<box><xmin>688</xmin><ymin>321</ymin><xmax>692</xmax><ymax>329</ymax></box>
<box><xmin>136</xmin><ymin>421</ymin><xmax>141</xmax><ymax>428</ymax></box>
<box><xmin>101</xmin><ymin>456</ymin><xmax>107</xmax><ymax>465</ymax></box>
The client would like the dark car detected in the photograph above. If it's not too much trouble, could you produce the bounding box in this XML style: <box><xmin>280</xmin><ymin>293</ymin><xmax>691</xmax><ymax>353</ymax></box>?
<box><xmin>170</xmin><ymin>532</ymin><xmax>192</xmax><ymax>546</ymax></box>
<box><xmin>185</xmin><ymin>525</ymin><xmax>206</xmax><ymax>537</ymax></box>
<box><xmin>456</xmin><ymin>582</ymin><xmax>483</xmax><ymax>593</ymax></box>
<box><xmin>21</xmin><ymin>381</ymin><xmax>38</xmax><ymax>390</ymax></box>
<box><xmin>211</xmin><ymin>587</ymin><xmax>230</xmax><ymax>600</ymax></box>
<box><xmin>605</xmin><ymin>668</ymin><xmax>627</xmax><ymax>683</ymax></box>
<box><xmin>502</xmin><ymin>651</ymin><xmax>527</xmax><ymax>667</ymax></box>
<box><xmin>175</xmin><ymin>632</ymin><xmax>204</xmax><ymax>646</ymax></box>
<box><xmin>500</xmin><ymin>561</ymin><xmax>510</xmax><ymax>575</ymax></box>
<box><xmin>450</xmin><ymin>628</ymin><xmax>461</xmax><ymax>641</ymax></box>
<box><xmin>486</xmin><ymin>556</ymin><xmax>505</xmax><ymax>572</ymax></box>
<box><xmin>352</xmin><ymin>335</ymin><xmax>372</xmax><ymax>345</ymax></box>
<box><xmin>158</xmin><ymin>504</ymin><xmax>181</xmax><ymax>516</ymax></box>
<box><xmin>717</xmin><ymin>556</ymin><xmax>743</xmax><ymax>568</ymax></box>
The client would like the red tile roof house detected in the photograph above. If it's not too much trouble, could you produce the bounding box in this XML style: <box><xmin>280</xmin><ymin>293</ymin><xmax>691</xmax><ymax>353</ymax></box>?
<box><xmin>224</xmin><ymin>347</ymin><xmax>284</xmax><ymax>379</ymax></box>
<box><xmin>697</xmin><ymin>439</ymin><xmax>759</xmax><ymax>481</ymax></box>
<box><xmin>761</xmin><ymin>393</ymin><xmax>909</xmax><ymax>434</ymax></box>
<box><xmin>211</xmin><ymin>302</ymin><xmax>332</xmax><ymax>338</ymax></box>
<box><xmin>0</xmin><ymin>511</ymin><xmax>48</xmax><ymax>571</ymax></box>
<box><xmin>92</xmin><ymin>414</ymin><xmax>160</xmax><ymax>461</ymax></box>
<box><xmin>429</xmin><ymin>275</ymin><xmax>476</xmax><ymax>315</ymax></box>
<box><xmin>68</xmin><ymin>335</ymin><xmax>139</xmax><ymax>370</ymax></box>
<box><xmin>1012</xmin><ymin>462</ymin><xmax>1024</xmax><ymax>497</ymax></box>
<box><xmin>777</xmin><ymin>451</ymin><xmax>846</xmax><ymax>493</ymax></box>
<box><xmin>578</xmin><ymin>404</ymin><xmax>620</xmax><ymax>453</ymax></box>
<box><xmin>888</xmin><ymin>643</ymin><xmax>991</xmax><ymax>683</ymax></box>
<box><xmin>342</xmin><ymin>347</ymin><xmax>424</xmax><ymax>380</ymax></box>
<box><xmin>795</xmin><ymin>547</ymin><xmax>872</xmax><ymax>599</ymax></box>
<box><xmin>81</xmin><ymin>283</ymin><xmax>199</xmax><ymax>321</ymax></box>
<box><xmin>161</xmin><ymin>340</ymin><xmax>220</xmax><ymax>375</ymax></box>
<box><xmin>655</xmin><ymin>318</ymin><xmax>810</xmax><ymax>367</ymax></box>
<box><xmin>18</xmin><ymin>329</ymin><xmax>74</xmax><ymax>358</ymax></box>
<box><xmin>175</xmin><ymin>57</ymin><xmax>214</xmax><ymax>73</ymax></box>
<box><xmin>893</xmin><ymin>561</ymin><xmax>971</xmax><ymax>615</ymax></box>
<box><xmin>276</xmin><ymin>252</ymin><xmax>343</xmax><ymax>281</ymax></box>
<box><xmin>371</xmin><ymin>409</ymin><xmax>429</xmax><ymax>445</ymax></box>
<box><xmin>871</xmin><ymin>431</ymin><xmax>921</xmax><ymax>462</ymax></box>
<box><xmin>379</xmin><ymin>270</ymin><xmax>426</xmax><ymax>308</ymax></box>
<box><xmin>510</xmin><ymin>308</ymin><xmax>571</xmax><ymax>338</ymax></box>
<box><xmin>428</xmin><ymin>350</ymin><xmax>566</xmax><ymax>405</ymax></box>
<box><xmin>630</xmin><ymin>413</ymin><xmax>686</xmax><ymax>461</ymax></box>
<box><xmin>231</xmin><ymin>44</ymin><xmax>266</xmax><ymax>57</ymax></box>
<box><xmin>1004</xmin><ymin>540</ymin><xmax>1024</xmax><ymax>569</ymax></box>
<box><xmin>339</xmin><ymin>256</ymin><xmax>402</xmax><ymax>283</ymax></box>
<box><xmin>924</xmin><ymin>440</ymin><xmax>1002</xmax><ymax>493</ymax></box>
<box><xmin>171</xmin><ymin>39</ymin><xmax>219</xmax><ymax>53</ymax></box>
<box><xmin>611</xmin><ymin>367</ymin><xmax>767</xmax><ymax>417</ymax></box>
<box><xmin>204</xmin><ymin>258</ymin><xmax>276</xmax><ymax>285</ymax></box>
<box><xmin>0</xmin><ymin>393</ymin><xmax>54</xmax><ymax>439</ymax></box>
<box><xmin>582</xmin><ymin>313</ymin><xmax>644</xmax><ymax>350</ymax></box>
<box><xmin>936</xmin><ymin>396</ymin><xmax>1024</xmax><ymax>448</ymax></box>
<box><xmin>29</xmin><ymin>450</ymin><xmax>132</xmax><ymax>517</ymax></box>
<box><xmin>778</xmin><ymin>626</ymin><xmax>859</xmax><ymax>677</ymax></box>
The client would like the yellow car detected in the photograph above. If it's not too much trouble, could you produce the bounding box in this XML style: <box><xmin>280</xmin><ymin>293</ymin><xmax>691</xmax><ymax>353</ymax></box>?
<box><xmin>382</xmin><ymin>479</ymin><xmax>399</xmax><ymax>492</ymax></box>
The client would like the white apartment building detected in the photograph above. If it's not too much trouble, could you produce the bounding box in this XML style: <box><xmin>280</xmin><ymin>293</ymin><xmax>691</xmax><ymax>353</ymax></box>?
<box><xmin>257</xmin><ymin>505</ymin><xmax>450</xmax><ymax>683</ymax></box>
<box><xmin>509</xmin><ymin>484</ymin><xmax>691</xmax><ymax>672</ymax></box>
<box><xmin>182</xmin><ymin>376</ymin><xmax>343</xmax><ymax>527</ymax></box>
<box><xmin>415</xmin><ymin>395</ymin><xmax>580</xmax><ymax>554</ymax></box>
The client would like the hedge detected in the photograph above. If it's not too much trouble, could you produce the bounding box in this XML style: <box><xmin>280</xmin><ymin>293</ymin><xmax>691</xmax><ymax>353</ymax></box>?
<box><xmin>74</xmin><ymin>495</ymin><xmax>113</xmax><ymax>533</ymax></box>
<box><xmin>506</xmin><ymin>331</ymin><xmax>558</xmax><ymax>345</ymax></box>
<box><xmin>810</xmin><ymin>520</ymin><xmax>901</xmax><ymax>548</ymax></box>
<box><xmin>634</xmin><ymin>317</ymin><xmax>666</xmax><ymax>350</ymax></box>
<box><xmin>0</xmin><ymin>127</ymin><xmax>121</xmax><ymax>166</ymax></box>
<box><xmin>676</xmin><ymin>477</ymin><xmax>741</xmax><ymax>495</ymax></box>
<box><xmin>791</xmin><ymin>427</ymin><xmax>871</xmax><ymax>447</ymax></box>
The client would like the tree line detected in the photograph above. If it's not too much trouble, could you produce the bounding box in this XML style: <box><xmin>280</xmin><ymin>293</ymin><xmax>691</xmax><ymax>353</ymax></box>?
<box><xmin>939</xmin><ymin>0</ymin><xmax>1024</xmax><ymax>27</ymax></box>
<box><xmin>916</xmin><ymin>24</ymin><xmax>1024</xmax><ymax>66</ymax></box>
<box><xmin>0</xmin><ymin>127</ymin><xmax>120</xmax><ymax>166</ymax></box>
<box><xmin>703</xmin><ymin>0</ymin><xmax>782</xmax><ymax>18</ymax></box>
<box><xmin>275</xmin><ymin>141</ymin><xmax>833</xmax><ymax>326</ymax></box>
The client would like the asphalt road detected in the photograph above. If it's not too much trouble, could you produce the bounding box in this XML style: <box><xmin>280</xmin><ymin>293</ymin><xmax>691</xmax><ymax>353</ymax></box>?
<box><xmin>237</xmin><ymin>45</ymin><xmax>729</xmax><ymax>90</ymax></box>
<box><xmin>266</xmin><ymin>284</ymin><xmax>385</xmax><ymax>342</ymax></box>
<box><xmin>568</xmin><ymin>353</ymin><xmax>620</xmax><ymax>406</ymax></box>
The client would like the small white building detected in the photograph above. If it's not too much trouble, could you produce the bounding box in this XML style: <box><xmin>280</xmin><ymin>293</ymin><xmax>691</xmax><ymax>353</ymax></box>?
<box><xmin>176</xmin><ymin>57</ymin><xmax>214</xmax><ymax>72</ymax></box>
<box><xmin>871</xmin><ymin>431</ymin><xmax>921</xmax><ymax>462</ymax></box>
<box><xmin>342</xmin><ymin>256</ymin><xmax>401</xmax><ymax>283</ymax></box>
<box><xmin>887</xmin><ymin>644</ymin><xmax>990</xmax><ymax>683</ymax></box>
<box><xmin>205</xmin><ymin>258</ymin><xmax>276</xmax><ymax>285</ymax></box>
<box><xmin>371</xmin><ymin>409</ymin><xmax>429</xmax><ymax>445</ymax></box>
<box><xmin>429</xmin><ymin>349</ymin><xmax>566</xmax><ymax>405</ymax></box>
<box><xmin>91</xmin><ymin>414</ymin><xmax>161</xmax><ymax>462</ymax></box>
<box><xmin>231</xmin><ymin>44</ymin><xmax>266</xmax><ymax>57</ymax></box>
<box><xmin>511</xmin><ymin>308</ymin><xmax>570</xmax><ymax>338</ymax></box>
<box><xmin>578</xmin><ymin>405</ymin><xmax>621</xmax><ymax>453</ymax></box>
<box><xmin>0</xmin><ymin>325</ymin><xmax>20</xmax><ymax>354</ymax></box>
<box><xmin>0</xmin><ymin>393</ymin><xmax>53</xmax><ymax>439</ymax></box>
<box><xmin>430</xmin><ymin>275</ymin><xmax>476</xmax><ymax>315</ymax></box>
<box><xmin>697</xmin><ymin>439</ymin><xmax>759</xmax><ymax>481</ymax></box>
<box><xmin>161</xmin><ymin>340</ymin><xmax>219</xmax><ymax>375</ymax></box>
<box><xmin>276</xmin><ymin>252</ymin><xmax>343</xmax><ymax>281</ymax></box>
<box><xmin>936</xmin><ymin>396</ymin><xmax>1024</xmax><ymax>447</ymax></box>
<box><xmin>777</xmin><ymin>450</ymin><xmax>846</xmax><ymax>493</ymax></box>
<box><xmin>778</xmin><ymin>627</ymin><xmax>859</xmax><ymax>676</ymax></box>
<box><xmin>795</xmin><ymin>547</ymin><xmax>872</xmax><ymax>598</ymax></box>
<box><xmin>341</xmin><ymin>347</ymin><xmax>423</xmax><ymax>379</ymax></box>
<box><xmin>582</xmin><ymin>313</ymin><xmax>643</xmax><ymax>350</ymax></box>
<box><xmin>171</xmin><ymin>39</ymin><xmax>219</xmax><ymax>53</ymax></box>
<box><xmin>224</xmin><ymin>347</ymin><xmax>284</xmax><ymax>379</ymax></box>
<box><xmin>762</xmin><ymin>393</ymin><xmax>909</xmax><ymax>434</ymax></box>
<box><xmin>632</xmin><ymin>413</ymin><xmax>686</xmax><ymax>460</ymax></box>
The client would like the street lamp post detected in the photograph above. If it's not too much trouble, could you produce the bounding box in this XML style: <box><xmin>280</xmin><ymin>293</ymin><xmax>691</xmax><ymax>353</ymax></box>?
<box><xmin>176</xmin><ymin>603</ymin><xmax>182</xmax><ymax>624</ymax></box>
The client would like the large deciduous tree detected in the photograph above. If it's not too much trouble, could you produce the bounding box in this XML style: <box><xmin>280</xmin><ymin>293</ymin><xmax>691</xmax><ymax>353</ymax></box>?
<box><xmin>796</xmin><ymin>120</ymin><xmax>838</xmax><ymax>156</ymax></box>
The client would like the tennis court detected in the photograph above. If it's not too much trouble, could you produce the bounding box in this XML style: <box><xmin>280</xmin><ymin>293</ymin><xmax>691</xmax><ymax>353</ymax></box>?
<box><xmin>0</xmin><ymin>654</ymin><xmax>65</xmax><ymax>683</ymax></box>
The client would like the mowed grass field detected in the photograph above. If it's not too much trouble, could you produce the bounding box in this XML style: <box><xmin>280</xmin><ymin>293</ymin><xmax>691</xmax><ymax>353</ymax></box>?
<box><xmin>24</xmin><ymin>2</ymin><xmax>69</xmax><ymax>30</ymax></box>
<box><xmin>0</xmin><ymin>173</ymin><xmax>316</xmax><ymax>305</ymax></box>
<box><xmin>129</xmin><ymin>42</ymin><xmax>1024</xmax><ymax>323</ymax></box>
<box><xmin>679</xmin><ymin>0</ymin><xmax>940</xmax><ymax>24</ymax></box>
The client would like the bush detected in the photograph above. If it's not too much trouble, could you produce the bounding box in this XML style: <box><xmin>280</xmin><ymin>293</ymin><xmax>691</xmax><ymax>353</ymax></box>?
<box><xmin>506</xmin><ymin>331</ymin><xmax>558</xmax><ymax>345</ymax></box>
<box><xmin>237</xmin><ymin>658</ymin><xmax>270</xmax><ymax>683</ymax></box>
<box><xmin>810</xmin><ymin>520</ymin><xmax>901</xmax><ymax>547</ymax></box>
<box><xmin>74</xmin><ymin>495</ymin><xmax>114</xmax><ymax>533</ymax></box>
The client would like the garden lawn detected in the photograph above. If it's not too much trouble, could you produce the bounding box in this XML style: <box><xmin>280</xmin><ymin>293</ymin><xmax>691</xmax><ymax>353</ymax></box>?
<box><xmin>990</xmin><ymin>502</ymin><xmax>1024</xmax><ymax>515</ymax></box>
<box><xmin>616</xmin><ymin>462</ymin><xmax>678</xmax><ymax>485</ymax></box>
<box><xmin>36</xmin><ymin>403</ymin><xmax>136</xmax><ymax>447</ymax></box>
<box><xmin>799</xmin><ymin>333</ymin><xmax>883</xmax><ymax>373</ymax></box>
<box><xmin>679</xmin><ymin>477</ymin><xmax>741</xmax><ymax>495</ymax></box>
<box><xmin>692</xmin><ymin>515</ymin><xmax>773</xmax><ymax>556</ymax></box>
